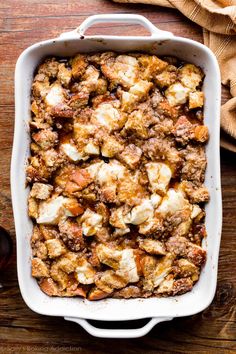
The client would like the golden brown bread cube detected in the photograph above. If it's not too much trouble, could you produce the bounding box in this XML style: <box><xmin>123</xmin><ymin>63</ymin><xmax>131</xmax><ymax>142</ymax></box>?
<box><xmin>31</xmin><ymin>257</ymin><xmax>50</xmax><ymax>278</ymax></box>
<box><xmin>181</xmin><ymin>145</ymin><xmax>207</xmax><ymax>183</ymax></box>
<box><xmin>71</xmin><ymin>54</ymin><xmax>88</xmax><ymax>79</ymax></box>
<box><xmin>39</xmin><ymin>225</ymin><xmax>59</xmax><ymax>240</ymax></box>
<box><xmin>124</xmin><ymin>110</ymin><xmax>149</xmax><ymax>139</ymax></box>
<box><xmin>179</xmin><ymin>64</ymin><xmax>204</xmax><ymax>90</ymax></box>
<box><xmin>172</xmin><ymin>277</ymin><xmax>193</xmax><ymax>295</ymax></box>
<box><xmin>138</xmin><ymin>55</ymin><xmax>168</xmax><ymax>80</ymax></box>
<box><xmin>113</xmin><ymin>285</ymin><xmax>142</xmax><ymax>299</ymax></box>
<box><xmin>45</xmin><ymin>239</ymin><xmax>66</xmax><ymax>258</ymax></box>
<box><xmin>156</xmin><ymin>277</ymin><xmax>174</xmax><ymax>295</ymax></box>
<box><xmin>193</xmin><ymin>125</ymin><xmax>209</xmax><ymax>143</ymax></box>
<box><xmin>30</xmin><ymin>183</ymin><xmax>53</xmax><ymax>200</ymax></box>
<box><xmin>95</xmin><ymin>270</ymin><xmax>127</xmax><ymax>293</ymax></box>
<box><xmin>50</xmin><ymin>263</ymin><xmax>70</xmax><ymax>290</ymax></box>
<box><xmin>173</xmin><ymin>258</ymin><xmax>199</xmax><ymax>279</ymax></box>
<box><xmin>189</xmin><ymin>91</ymin><xmax>204</xmax><ymax>109</ymax></box>
<box><xmin>101</xmin><ymin>136</ymin><xmax>124</xmax><ymax>158</ymax></box>
<box><xmin>39</xmin><ymin>277</ymin><xmax>59</xmax><ymax>296</ymax></box>
<box><xmin>32</xmin><ymin>78</ymin><xmax>50</xmax><ymax>98</ymax></box>
<box><xmin>55</xmin><ymin>254</ymin><xmax>78</xmax><ymax>274</ymax></box>
<box><xmin>38</xmin><ymin>58</ymin><xmax>59</xmax><ymax>78</ymax></box>
<box><xmin>101</xmin><ymin>54</ymin><xmax>139</xmax><ymax>89</ymax></box>
<box><xmin>75</xmin><ymin>258</ymin><xmax>96</xmax><ymax>284</ymax></box>
<box><xmin>138</xmin><ymin>238</ymin><xmax>166</xmax><ymax>256</ymax></box>
<box><xmin>172</xmin><ymin>116</ymin><xmax>193</xmax><ymax>145</ymax></box>
<box><xmin>87</xmin><ymin>287</ymin><xmax>109</xmax><ymax>301</ymax></box>
<box><xmin>32</xmin><ymin>241</ymin><xmax>48</xmax><ymax>260</ymax></box>
<box><xmin>57</xmin><ymin>63</ymin><xmax>72</xmax><ymax>87</ymax></box>
<box><xmin>28</xmin><ymin>197</ymin><xmax>39</xmax><ymax>219</ymax></box>
<box><xmin>119</xmin><ymin>144</ymin><xmax>142</xmax><ymax>170</ymax></box>
<box><xmin>141</xmin><ymin>254</ymin><xmax>174</xmax><ymax>291</ymax></box>
<box><xmin>121</xmin><ymin>80</ymin><xmax>153</xmax><ymax>112</ymax></box>
<box><xmin>154</xmin><ymin>65</ymin><xmax>177</xmax><ymax>88</ymax></box>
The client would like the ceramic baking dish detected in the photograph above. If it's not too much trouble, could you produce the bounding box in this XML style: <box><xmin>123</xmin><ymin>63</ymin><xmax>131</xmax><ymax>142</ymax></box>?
<box><xmin>11</xmin><ymin>14</ymin><xmax>222</xmax><ymax>338</ymax></box>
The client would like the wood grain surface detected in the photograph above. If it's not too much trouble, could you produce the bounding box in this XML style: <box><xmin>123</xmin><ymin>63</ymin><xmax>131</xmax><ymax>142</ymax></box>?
<box><xmin>0</xmin><ymin>1</ymin><xmax>235</xmax><ymax>353</ymax></box>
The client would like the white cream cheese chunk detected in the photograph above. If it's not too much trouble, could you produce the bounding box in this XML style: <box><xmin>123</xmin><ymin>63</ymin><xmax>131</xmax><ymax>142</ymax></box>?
<box><xmin>61</xmin><ymin>142</ymin><xmax>87</xmax><ymax>162</ymax></box>
<box><xmin>114</xmin><ymin>55</ymin><xmax>138</xmax><ymax>88</ymax></box>
<box><xmin>128</xmin><ymin>199</ymin><xmax>154</xmax><ymax>225</ymax></box>
<box><xmin>117</xmin><ymin>249</ymin><xmax>139</xmax><ymax>283</ymax></box>
<box><xmin>92</xmin><ymin>103</ymin><xmax>121</xmax><ymax>131</ymax></box>
<box><xmin>80</xmin><ymin>209</ymin><xmax>103</xmax><ymax>236</ymax></box>
<box><xmin>37</xmin><ymin>196</ymin><xmax>67</xmax><ymax>224</ymax></box>
<box><xmin>84</xmin><ymin>141</ymin><xmax>100</xmax><ymax>155</ymax></box>
<box><xmin>45</xmin><ymin>83</ymin><xmax>65</xmax><ymax>107</ymax></box>
<box><xmin>96</xmin><ymin>160</ymin><xmax>125</xmax><ymax>186</ymax></box>
<box><xmin>165</xmin><ymin>82</ymin><xmax>190</xmax><ymax>106</ymax></box>
<box><xmin>75</xmin><ymin>259</ymin><xmax>96</xmax><ymax>284</ymax></box>
<box><xmin>179</xmin><ymin>64</ymin><xmax>203</xmax><ymax>90</ymax></box>
<box><xmin>191</xmin><ymin>204</ymin><xmax>202</xmax><ymax>219</ymax></box>
<box><xmin>157</xmin><ymin>189</ymin><xmax>190</xmax><ymax>215</ymax></box>
<box><xmin>146</xmin><ymin>162</ymin><xmax>172</xmax><ymax>194</ymax></box>
<box><xmin>150</xmin><ymin>194</ymin><xmax>162</xmax><ymax>208</ymax></box>
<box><xmin>85</xmin><ymin>161</ymin><xmax>104</xmax><ymax>179</ymax></box>
<box><xmin>97</xmin><ymin>244</ymin><xmax>139</xmax><ymax>283</ymax></box>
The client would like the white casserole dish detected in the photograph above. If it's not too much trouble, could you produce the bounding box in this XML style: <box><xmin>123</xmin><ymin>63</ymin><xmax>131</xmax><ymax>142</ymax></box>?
<box><xmin>11</xmin><ymin>14</ymin><xmax>222</xmax><ymax>339</ymax></box>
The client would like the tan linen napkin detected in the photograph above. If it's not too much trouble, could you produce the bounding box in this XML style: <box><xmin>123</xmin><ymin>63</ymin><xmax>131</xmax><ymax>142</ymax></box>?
<box><xmin>113</xmin><ymin>0</ymin><xmax>236</xmax><ymax>152</ymax></box>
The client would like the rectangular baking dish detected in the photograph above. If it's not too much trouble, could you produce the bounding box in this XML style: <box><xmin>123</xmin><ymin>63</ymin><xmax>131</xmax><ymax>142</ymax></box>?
<box><xmin>11</xmin><ymin>14</ymin><xmax>222</xmax><ymax>338</ymax></box>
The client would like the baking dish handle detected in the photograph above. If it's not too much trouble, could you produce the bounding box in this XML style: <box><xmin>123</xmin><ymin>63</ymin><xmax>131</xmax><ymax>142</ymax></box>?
<box><xmin>64</xmin><ymin>316</ymin><xmax>173</xmax><ymax>338</ymax></box>
<box><xmin>60</xmin><ymin>14</ymin><xmax>173</xmax><ymax>39</ymax></box>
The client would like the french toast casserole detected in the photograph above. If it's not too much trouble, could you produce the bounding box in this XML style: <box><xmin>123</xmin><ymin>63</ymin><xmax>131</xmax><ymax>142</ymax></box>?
<box><xmin>27</xmin><ymin>52</ymin><xmax>209</xmax><ymax>300</ymax></box>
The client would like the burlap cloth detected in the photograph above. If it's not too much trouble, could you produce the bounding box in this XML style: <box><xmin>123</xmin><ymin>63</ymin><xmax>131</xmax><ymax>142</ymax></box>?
<box><xmin>112</xmin><ymin>0</ymin><xmax>236</xmax><ymax>152</ymax></box>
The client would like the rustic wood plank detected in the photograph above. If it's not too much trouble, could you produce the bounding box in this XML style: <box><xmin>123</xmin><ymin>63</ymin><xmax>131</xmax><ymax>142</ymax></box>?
<box><xmin>0</xmin><ymin>0</ymin><xmax>235</xmax><ymax>353</ymax></box>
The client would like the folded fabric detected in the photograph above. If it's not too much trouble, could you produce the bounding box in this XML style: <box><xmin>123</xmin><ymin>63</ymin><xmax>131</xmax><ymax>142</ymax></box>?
<box><xmin>112</xmin><ymin>0</ymin><xmax>236</xmax><ymax>152</ymax></box>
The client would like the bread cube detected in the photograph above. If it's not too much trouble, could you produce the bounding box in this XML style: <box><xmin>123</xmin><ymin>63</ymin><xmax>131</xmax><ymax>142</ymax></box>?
<box><xmin>31</xmin><ymin>257</ymin><xmax>50</xmax><ymax>278</ymax></box>
<box><xmin>75</xmin><ymin>258</ymin><xmax>96</xmax><ymax>284</ymax></box>
<box><xmin>32</xmin><ymin>78</ymin><xmax>50</xmax><ymax>98</ymax></box>
<box><xmin>141</xmin><ymin>254</ymin><xmax>173</xmax><ymax>291</ymax></box>
<box><xmin>30</xmin><ymin>183</ymin><xmax>53</xmax><ymax>200</ymax></box>
<box><xmin>45</xmin><ymin>82</ymin><xmax>65</xmax><ymax>108</ymax></box>
<box><xmin>28</xmin><ymin>197</ymin><xmax>39</xmax><ymax>219</ymax></box>
<box><xmin>154</xmin><ymin>65</ymin><xmax>177</xmax><ymax>88</ymax></box>
<box><xmin>127</xmin><ymin>200</ymin><xmax>154</xmax><ymax>225</ymax></box>
<box><xmin>165</xmin><ymin>83</ymin><xmax>190</xmax><ymax>106</ymax></box>
<box><xmin>80</xmin><ymin>208</ymin><xmax>103</xmax><ymax>236</ymax></box>
<box><xmin>119</xmin><ymin>144</ymin><xmax>142</xmax><ymax>169</ymax></box>
<box><xmin>101</xmin><ymin>136</ymin><xmax>124</xmax><ymax>157</ymax></box>
<box><xmin>71</xmin><ymin>54</ymin><xmax>88</xmax><ymax>79</ymax></box>
<box><xmin>189</xmin><ymin>91</ymin><xmax>204</xmax><ymax>109</ymax></box>
<box><xmin>101</xmin><ymin>54</ymin><xmax>139</xmax><ymax>89</ymax></box>
<box><xmin>138</xmin><ymin>55</ymin><xmax>168</xmax><ymax>80</ymax></box>
<box><xmin>193</xmin><ymin>125</ymin><xmax>209</xmax><ymax>142</ymax></box>
<box><xmin>50</xmin><ymin>263</ymin><xmax>69</xmax><ymax>290</ymax></box>
<box><xmin>138</xmin><ymin>238</ymin><xmax>166</xmax><ymax>255</ymax></box>
<box><xmin>95</xmin><ymin>270</ymin><xmax>127</xmax><ymax>294</ymax></box>
<box><xmin>172</xmin><ymin>277</ymin><xmax>193</xmax><ymax>295</ymax></box>
<box><xmin>156</xmin><ymin>277</ymin><xmax>174</xmax><ymax>294</ymax></box>
<box><xmin>32</xmin><ymin>129</ymin><xmax>58</xmax><ymax>150</ymax></box>
<box><xmin>174</xmin><ymin>258</ymin><xmax>199</xmax><ymax>279</ymax></box>
<box><xmin>57</xmin><ymin>63</ymin><xmax>72</xmax><ymax>87</ymax></box>
<box><xmin>32</xmin><ymin>241</ymin><xmax>48</xmax><ymax>260</ymax></box>
<box><xmin>45</xmin><ymin>239</ymin><xmax>66</xmax><ymax>258</ymax></box>
<box><xmin>179</xmin><ymin>64</ymin><xmax>203</xmax><ymax>90</ymax></box>
<box><xmin>88</xmin><ymin>287</ymin><xmax>109</xmax><ymax>300</ymax></box>
<box><xmin>39</xmin><ymin>277</ymin><xmax>59</xmax><ymax>296</ymax></box>
<box><xmin>37</xmin><ymin>196</ymin><xmax>67</xmax><ymax>225</ymax></box>
<box><xmin>124</xmin><ymin>110</ymin><xmax>148</xmax><ymax>138</ymax></box>
<box><xmin>146</xmin><ymin>162</ymin><xmax>172</xmax><ymax>195</ymax></box>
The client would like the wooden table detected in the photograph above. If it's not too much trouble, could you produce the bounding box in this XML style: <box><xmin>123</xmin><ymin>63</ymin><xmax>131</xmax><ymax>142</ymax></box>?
<box><xmin>0</xmin><ymin>1</ymin><xmax>235</xmax><ymax>353</ymax></box>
